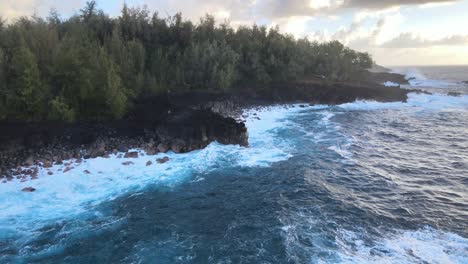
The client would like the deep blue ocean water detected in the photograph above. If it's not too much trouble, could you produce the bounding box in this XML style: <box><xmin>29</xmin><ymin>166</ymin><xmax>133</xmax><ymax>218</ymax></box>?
<box><xmin>1</xmin><ymin>66</ymin><xmax>467</xmax><ymax>263</ymax></box>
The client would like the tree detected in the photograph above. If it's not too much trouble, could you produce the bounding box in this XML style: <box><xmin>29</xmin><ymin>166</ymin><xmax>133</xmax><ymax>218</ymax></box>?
<box><xmin>80</xmin><ymin>1</ymin><xmax>97</xmax><ymax>22</ymax></box>
<box><xmin>0</xmin><ymin>1</ymin><xmax>374</xmax><ymax>122</ymax></box>
<box><xmin>7</xmin><ymin>46</ymin><xmax>47</xmax><ymax>120</ymax></box>
<box><xmin>0</xmin><ymin>46</ymin><xmax>6</xmax><ymax>120</ymax></box>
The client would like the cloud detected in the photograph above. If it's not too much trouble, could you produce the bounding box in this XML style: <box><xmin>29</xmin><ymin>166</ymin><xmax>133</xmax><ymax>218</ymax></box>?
<box><xmin>342</xmin><ymin>0</ymin><xmax>456</xmax><ymax>10</ymax></box>
<box><xmin>1</xmin><ymin>0</ymin><xmax>466</xmax><ymax>65</ymax></box>
<box><xmin>308</xmin><ymin>10</ymin><xmax>404</xmax><ymax>48</ymax></box>
<box><xmin>0</xmin><ymin>0</ymin><xmax>85</xmax><ymax>21</ymax></box>
<box><xmin>381</xmin><ymin>33</ymin><xmax>468</xmax><ymax>48</ymax></box>
<box><xmin>271</xmin><ymin>16</ymin><xmax>315</xmax><ymax>37</ymax></box>
<box><xmin>240</xmin><ymin>0</ymin><xmax>458</xmax><ymax>19</ymax></box>
<box><xmin>0</xmin><ymin>0</ymin><xmax>460</xmax><ymax>23</ymax></box>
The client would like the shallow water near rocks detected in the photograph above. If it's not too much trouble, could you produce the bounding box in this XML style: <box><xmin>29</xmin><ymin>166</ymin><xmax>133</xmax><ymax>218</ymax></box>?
<box><xmin>1</xmin><ymin>89</ymin><xmax>468</xmax><ymax>263</ymax></box>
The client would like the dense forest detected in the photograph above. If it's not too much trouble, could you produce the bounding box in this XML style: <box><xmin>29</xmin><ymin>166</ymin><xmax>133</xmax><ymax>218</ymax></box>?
<box><xmin>0</xmin><ymin>1</ymin><xmax>373</xmax><ymax>122</ymax></box>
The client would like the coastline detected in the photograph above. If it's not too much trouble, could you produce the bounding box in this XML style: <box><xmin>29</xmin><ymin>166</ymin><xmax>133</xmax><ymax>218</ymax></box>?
<box><xmin>0</xmin><ymin>75</ymin><xmax>414</xmax><ymax>185</ymax></box>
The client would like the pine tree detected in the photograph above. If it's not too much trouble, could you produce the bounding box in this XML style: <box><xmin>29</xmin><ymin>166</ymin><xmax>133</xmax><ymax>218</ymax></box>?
<box><xmin>0</xmin><ymin>1</ymin><xmax>373</xmax><ymax>122</ymax></box>
<box><xmin>7</xmin><ymin>46</ymin><xmax>47</xmax><ymax>120</ymax></box>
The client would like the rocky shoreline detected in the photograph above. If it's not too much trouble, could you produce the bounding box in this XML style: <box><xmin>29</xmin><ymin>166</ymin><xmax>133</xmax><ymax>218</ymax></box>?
<box><xmin>0</xmin><ymin>109</ymin><xmax>248</xmax><ymax>183</ymax></box>
<box><xmin>0</xmin><ymin>77</ymin><xmax>413</xmax><ymax>184</ymax></box>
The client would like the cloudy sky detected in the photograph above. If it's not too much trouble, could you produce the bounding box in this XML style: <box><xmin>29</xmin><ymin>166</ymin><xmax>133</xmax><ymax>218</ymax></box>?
<box><xmin>1</xmin><ymin>0</ymin><xmax>468</xmax><ymax>66</ymax></box>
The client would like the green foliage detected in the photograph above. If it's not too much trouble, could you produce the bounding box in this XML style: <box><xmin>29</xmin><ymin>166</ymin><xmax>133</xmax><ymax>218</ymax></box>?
<box><xmin>0</xmin><ymin>2</ymin><xmax>373</xmax><ymax>122</ymax></box>
<box><xmin>6</xmin><ymin>46</ymin><xmax>47</xmax><ymax>121</ymax></box>
<box><xmin>48</xmin><ymin>96</ymin><xmax>76</xmax><ymax>122</ymax></box>
<box><xmin>0</xmin><ymin>47</ymin><xmax>6</xmax><ymax>120</ymax></box>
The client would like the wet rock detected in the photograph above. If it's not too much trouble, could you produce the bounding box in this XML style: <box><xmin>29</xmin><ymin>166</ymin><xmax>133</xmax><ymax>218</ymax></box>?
<box><xmin>122</xmin><ymin>161</ymin><xmax>134</xmax><ymax>166</ymax></box>
<box><xmin>146</xmin><ymin>149</ymin><xmax>157</xmax><ymax>155</ymax></box>
<box><xmin>42</xmin><ymin>161</ymin><xmax>53</xmax><ymax>168</ymax></box>
<box><xmin>157</xmin><ymin>143</ymin><xmax>169</xmax><ymax>153</ymax></box>
<box><xmin>170</xmin><ymin>140</ymin><xmax>186</xmax><ymax>154</ymax></box>
<box><xmin>157</xmin><ymin>157</ymin><xmax>170</xmax><ymax>164</ymax></box>
<box><xmin>146</xmin><ymin>161</ymin><xmax>153</xmax><ymax>166</ymax></box>
<box><xmin>448</xmin><ymin>92</ymin><xmax>461</xmax><ymax>97</ymax></box>
<box><xmin>124</xmin><ymin>151</ymin><xmax>139</xmax><ymax>158</ymax></box>
<box><xmin>31</xmin><ymin>168</ymin><xmax>38</xmax><ymax>178</ymax></box>
<box><xmin>118</xmin><ymin>146</ymin><xmax>129</xmax><ymax>153</ymax></box>
<box><xmin>144</xmin><ymin>145</ymin><xmax>158</xmax><ymax>155</ymax></box>
<box><xmin>364</xmin><ymin>71</ymin><xmax>409</xmax><ymax>85</ymax></box>
<box><xmin>47</xmin><ymin>171</ymin><xmax>53</xmax><ymax>175</ymax></box>
<box><xmin>22</xmin><ymin>187</ymin><xmax>36</xmax><ymax>192</ymax></box>
<box><xmin>96</xmin><ymin>141</ymin><xmax>106</xmax><ymax>152</ymax></box>
<box><xmin>157</xmin><ymin>109</ymin><xmax>249</xmax><ymax>149</ymax></box>
<box><xmin>83</xmin><ymin>170</ymin><xmax>91</xmax><ymax>174</ymax></box>
<box><xmin>24</xmin><ymin>156</ymin><xmax>34</xmax><ymax>167</ymax></box>
<box><xmin>63</xmin><ymin>167</ymin><xmax>74</xmax><ymax>173</ymax></box>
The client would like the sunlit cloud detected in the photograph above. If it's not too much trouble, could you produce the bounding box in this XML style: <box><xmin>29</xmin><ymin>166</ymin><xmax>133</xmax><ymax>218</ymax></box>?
<box><xmin>0</xmin><ymin>0</ymin><xmax>466</xmax><ymax>65</ymax></box>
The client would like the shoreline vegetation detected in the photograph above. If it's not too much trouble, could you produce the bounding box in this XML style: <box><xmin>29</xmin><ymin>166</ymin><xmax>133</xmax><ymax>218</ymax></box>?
<box><xmin>0</xmin><ymin>1</ymin><xmax>413</xmax><ymax>183</ymax></box>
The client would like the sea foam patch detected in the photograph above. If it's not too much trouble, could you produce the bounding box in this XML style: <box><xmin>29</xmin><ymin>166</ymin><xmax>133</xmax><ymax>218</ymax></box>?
<box><xmin>337</xmin><ymin>227</ymin><xmax>468</xmax><ymax>264</ymax></box>
<box><xmin>339</xmin><ymin>93</ymin><xmax>468</xmax><ymax>111</ymax></box>
<box><xmin>383</xmin><ymin>81</ymin><xmax>400</xmax><ymax>87</ymax></box>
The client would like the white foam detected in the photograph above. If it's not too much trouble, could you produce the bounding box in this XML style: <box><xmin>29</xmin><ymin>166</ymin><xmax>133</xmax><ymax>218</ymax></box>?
<box><xmin>337</xmin><ymin>227</ymin><xmax>468</xmax><ymax>264</ymax></box>
<box><xmin>0</xmin><ymin>104</ymin><xmax>311</xmax><ymax>236</ymax></box>
<box><xmin>390</xmin><ymin>67</ymin><xmax>464</xmax><ymax>89</ymax></box>
<box><xmin>339</xmin><ymin>93</ymin><xmax>468</xmax><ymax>111</ymax></box>
<box><xmin>383</xmin><ymin>81</ymin><xmax>399</xmax><ymax>87</ymax></box>
<box><xmin>403</xmin><ymin>68</ymin><xmax>428</xmax><ymax>81</ymax></box>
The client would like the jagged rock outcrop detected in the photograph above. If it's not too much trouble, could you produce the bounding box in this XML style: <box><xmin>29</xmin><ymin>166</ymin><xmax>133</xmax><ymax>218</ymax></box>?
<box><xmin>363</xmin><ymin>72</ymin><xmax>409</xmax><ymax>85</ymax></box>
<box><xmin>0</xmin><ymin>108</ymin><xmax>248</xmax><ymax>180</ymax></box>
<box><xmin>269</xmin><ymin>81</ymin><xmax>409</xmax><ymax>104</ymax></box>
<box><xmin>155</xmin><ymin>109</ymin><xmax>248</xmax><ymax>153</ymax></box>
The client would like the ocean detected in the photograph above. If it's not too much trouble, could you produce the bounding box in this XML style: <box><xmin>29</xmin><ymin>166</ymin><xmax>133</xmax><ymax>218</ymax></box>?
<box><xmin>0</xmin><ymin>66</ymin><xmax>467</xmax><ymax>263</ymax></box>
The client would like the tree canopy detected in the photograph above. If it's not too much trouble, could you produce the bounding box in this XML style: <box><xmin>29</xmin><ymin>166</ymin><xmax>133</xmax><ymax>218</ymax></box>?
<box><xmin>0</xmin><ymin>1</ymin><xmax>373</xmax><ymax>122</ymax></box>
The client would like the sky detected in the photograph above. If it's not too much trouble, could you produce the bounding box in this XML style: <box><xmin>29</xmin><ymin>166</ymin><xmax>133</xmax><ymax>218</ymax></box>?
<box><xmin>0</xmin><ymin>0</ymin><xmax>467</xmax><ymax>66</ymax></box>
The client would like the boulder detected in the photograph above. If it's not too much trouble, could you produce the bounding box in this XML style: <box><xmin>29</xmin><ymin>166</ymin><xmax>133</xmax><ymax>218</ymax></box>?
<box><xmin>22</xmin><ymin>187</ymin><xmax>36</xmax><ymax>192</ymax></box>
<box><xmin>156</xmin><ymin>157</ymin><xmax>170</xmax><ymax>164</ymax></box>
<box><xmin>63</xmin><ymin>167</ymin><xmax>74</xmax><ymax>173</ymax></box>
<box><xmin>118</xmin><ymin>146</ymin><xmax>129</xmax><ymax>153</ymax></box>
<box><xmin>144</xmin><ymin>146</ymin><xmax>158</xmax><ymax>155</ymax></box>
<box><xmin>157</xmin><ymin>143</ymin><xmax>169</xmax><ymax>153</ymax></box>
<box><xmin>146</xmin><ymin>161</ymin><xmax>153</xmax><ymax>166</ymax></box>
<box><xmin>124</xmin><ymin>151</ymin><xmax>139</xmax><ymax>158</ymax></box>
<box><xmin>24</xmin><ymin>156</ymin><xmax>34</xmax><ymax>167</ymax></box>
<box><xmin>42</xmin><ymin>161</ymin><xmax>53</xmax><ymax>168</ymax></box>
<box><xmin>122</xmin><ymin>161</ymin><xmax>134</xmax><ymax>166</ymax></box>
<box><xmin>448</xmin><ymin>92</ymin><xmax>462</xmax><ymax>97</ymax></box>
<box><xmin>170</xmin><ymin>140</ymin><xmax>186</xmax><ymax>153</ymax></box>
